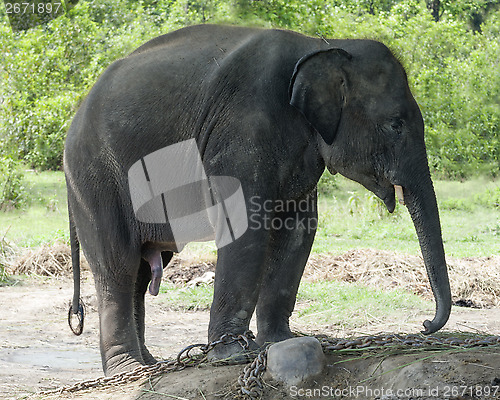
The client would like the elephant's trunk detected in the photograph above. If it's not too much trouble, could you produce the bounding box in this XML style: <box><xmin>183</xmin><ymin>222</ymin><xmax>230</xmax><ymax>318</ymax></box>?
<box><xmin>402</xmin><ymin>175</ymin><xmax>451</xmax><ymax>334</ymax></box>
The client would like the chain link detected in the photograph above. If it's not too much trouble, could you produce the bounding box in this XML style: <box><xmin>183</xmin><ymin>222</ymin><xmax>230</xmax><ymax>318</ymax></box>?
<box><xmin>38</xmin><ymin>332</ymin><xmax>500</xmax><ymax>398</ymax></box>
<box><xmin>317</xmin><ymin>333</ymin><xmax>500</xmax><ymax>351</ymax></box>
<box><xmin>238</xmin><ymin>345</ymin><xmax>270</xmax><ymax>399</ymax></box>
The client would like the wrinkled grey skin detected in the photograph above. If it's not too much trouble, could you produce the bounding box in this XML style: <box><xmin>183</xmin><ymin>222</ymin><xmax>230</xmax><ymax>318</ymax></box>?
<box><xmin>64</xmin><ymin>24</ymin><xmax>451</xmax><ymax>375</ymax></box>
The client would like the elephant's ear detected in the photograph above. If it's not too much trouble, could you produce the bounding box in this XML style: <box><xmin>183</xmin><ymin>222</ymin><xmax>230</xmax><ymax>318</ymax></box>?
<box><xmin>289</xmin><ymin>48</ymin><xmax>352</xmax><ymax>145</ymax></box>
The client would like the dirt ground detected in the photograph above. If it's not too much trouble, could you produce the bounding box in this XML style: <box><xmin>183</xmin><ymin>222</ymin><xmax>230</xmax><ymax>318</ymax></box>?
<box><xmin>1</xmin><ymin>252</ymin><xmax>500</xmax><ymax>400</ymax></box>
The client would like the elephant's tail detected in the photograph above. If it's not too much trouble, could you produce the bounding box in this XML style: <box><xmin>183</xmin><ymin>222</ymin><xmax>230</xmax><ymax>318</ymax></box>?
<box><xmin>68</xmin><ymin>209</ymin><xmax>85</xmax><ymax>335</ymax></box>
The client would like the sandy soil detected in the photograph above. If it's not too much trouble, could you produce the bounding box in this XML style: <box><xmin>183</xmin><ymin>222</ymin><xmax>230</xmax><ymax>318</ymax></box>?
<box><xmin>1</xmin><ymin>271</ymin><xmax>499</xmax><ymax>400</ymax></box>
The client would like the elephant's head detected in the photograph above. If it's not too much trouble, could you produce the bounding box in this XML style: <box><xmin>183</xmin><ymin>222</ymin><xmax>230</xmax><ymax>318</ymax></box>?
<box><xmin>289</xmin><ymin>41</ymin><xmax>451</xmax><ymax>334</ymax></box>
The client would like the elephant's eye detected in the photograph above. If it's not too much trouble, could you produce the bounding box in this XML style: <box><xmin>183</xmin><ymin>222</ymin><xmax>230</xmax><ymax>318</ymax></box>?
<box><xmin>390</xmin><ymin>119</ymin><xmax>403</xmax><ymax>135</ymax></box>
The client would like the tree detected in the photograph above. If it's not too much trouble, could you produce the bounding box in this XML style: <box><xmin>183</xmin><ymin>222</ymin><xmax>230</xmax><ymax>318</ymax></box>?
<box><xmin>427</xmin><ymin>0</ymin><xmax>442</xmax><ymax>21</ymax></box>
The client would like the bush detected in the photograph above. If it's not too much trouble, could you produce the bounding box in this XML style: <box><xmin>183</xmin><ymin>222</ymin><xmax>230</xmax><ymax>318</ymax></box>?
<box><xmin>475</xmin><ymin>186</ymin><xmax>500</xmax><ymax>208</ymax></box>
<box><xmin>0</xmin><ymin>0</ymin><xmax>163</xmax><ymax>169</ymax></box>
<box><xmin>1</xmin><ymin>0</ymin><xmax>498</xmax><ymax>178</ymax></box>
<box><xmin>317</xmin><ymin>172</ymin><xmax>338</xmax><ymax>195</ymax></box>
<box><xmin>0</xmin><ymin>158</ymin><xmax>27</xmax><ymax>210</ymax></box>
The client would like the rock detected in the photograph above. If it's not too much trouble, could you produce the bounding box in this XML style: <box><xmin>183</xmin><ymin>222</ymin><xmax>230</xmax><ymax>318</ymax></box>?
<box><xmin>266</xmin><ymin>337</ymin><xmax>325</xmax><ymax>386</ymax></box>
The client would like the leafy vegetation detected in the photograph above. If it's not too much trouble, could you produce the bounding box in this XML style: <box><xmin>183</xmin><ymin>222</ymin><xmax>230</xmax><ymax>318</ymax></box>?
<box><xmin>0</xmin><ymin>158</ymin><xmax>27</xmax><ymax>210</ymax></box>
<box><xmin>0</xmin><ymin>0</ymin><xmax>499</xmax><ymax>179</ymax></box>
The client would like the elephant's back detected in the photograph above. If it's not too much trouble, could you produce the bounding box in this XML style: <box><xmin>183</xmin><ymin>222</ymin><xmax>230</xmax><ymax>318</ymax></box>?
<box><xmin>130</xmin><ymin>24</ymin><xmax>264</xmax><ymax>56</ymax></box>
<box><xmin>64</xmin><ymin>25</ymin><xmax>323</xmax><ymax>173</ymax></box>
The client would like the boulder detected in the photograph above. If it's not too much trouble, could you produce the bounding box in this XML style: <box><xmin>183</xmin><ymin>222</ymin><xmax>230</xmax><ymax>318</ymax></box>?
<box><xmin>266</xmin><ymin>336</ymin><xmax>325</xmax><ymax>387</ymax></box>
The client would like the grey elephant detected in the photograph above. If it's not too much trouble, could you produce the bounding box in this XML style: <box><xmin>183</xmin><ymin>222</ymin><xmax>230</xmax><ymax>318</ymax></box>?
<box><xmin>64</xmin><ymin>24</ymin><xmax>451</xmax><ymax>375</ymax></box>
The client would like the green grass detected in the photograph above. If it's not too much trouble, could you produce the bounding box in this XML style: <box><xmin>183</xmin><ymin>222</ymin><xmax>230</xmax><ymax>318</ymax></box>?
<box><xmin>159</xmin><ymin>282</ymin><xmax>214</xmax><ymax>311</ymax></box>
<box><xmin>295</xmin><ymin>280</ymin><xmax>432</xmax><ymax>329</ymax></box>
<box><xmin>0</xmin><ymin>171</ymin><xmax>498</xmax><ymax>258</ymax></box>
<box><xmin>313</xmin><ymin>175</ymin><xmax>500</xmax><ymax>258</ymax></box>
<box><xmin>0</xmin><ymin>170</ymin><xmax>68</xmax><ymax>246</ymax></box>
<box><xmin>156</xmin><ymin>280</ymin><xmax>433</xmax><ymax>330</ymax></box>
<box><xmin>0</xmin><ymin>265</ymin><xmax>9</xmax><ymax>285</ymax></box>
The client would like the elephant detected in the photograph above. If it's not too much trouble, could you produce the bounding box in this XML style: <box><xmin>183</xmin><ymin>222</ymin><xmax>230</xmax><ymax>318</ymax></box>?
<box><xmin>64</xmin><ymin>24</ymin><xmax>451</xmax><ymax>375</ymax></box>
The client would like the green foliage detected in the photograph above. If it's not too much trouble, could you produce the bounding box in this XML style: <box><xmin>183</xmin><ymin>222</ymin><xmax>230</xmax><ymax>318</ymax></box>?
<box><xmin>317</xmin><ymin>172</ymin><xmax>338</xmax><ymax>195</ymax></box>
<box><xmin>0</xmin><ymin>265</ymin><xmax>9</xmax><ymax>285</ymax></box>
<box><xmin>0</xmin><ymin>0</ymin><xmax>499</xmax><ymax>177</ymax></box>
<box><xmin>475</xmin><ymin>186</ymin><xmax>500</xmax><ymax>208</ymax></box>
<box><xmin>0</xmin><ymin>158</ymin><xmax>27</xmax><ymax>210</ymax></box>
<box><xmin>0</xmin><ymin>0</ymin><xmax>166</xmax><ymax>169</ymax></box>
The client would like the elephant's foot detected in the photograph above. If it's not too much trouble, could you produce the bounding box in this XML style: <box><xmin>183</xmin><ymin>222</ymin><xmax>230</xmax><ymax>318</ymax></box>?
<box><xmin>255</xmin><ymin>329</ymin><xmax>294</xmax><ymax>347</ymax></box>
<box><xmin>103</xmin><ymin>352</ymin><xmax>145</xmax><ymax>376</ymax></box>
<box><xmin>140</xmin><ymin>345</ymin><xmax>158</xmax><ymax>365</ymax></box>
<box><xmin>207</xmin><ymin>339</ymin><xmax>260</xmax><ymax>364</ymax></box>
<box><xmin>103</xmin><ymin>358</ymin><xmax>143</xmax><ymax>376</ymax></box>
<box><xmin>104</xmin><ymin>346</ymin><xmax>159</xmax><ymax>375</ymax></box>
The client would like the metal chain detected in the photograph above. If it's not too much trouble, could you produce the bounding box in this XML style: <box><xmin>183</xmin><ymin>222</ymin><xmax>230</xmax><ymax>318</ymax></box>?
<box><xmin>238</xmin><ymin>345</ymin><xmax>270</xmax><ymax>399</ymax></box>
<box><xmin>237</xmin><ymin>333</ymin><xmax>500</xmax><ymax>399</ymax></box>
<box><xmin>38</xmin><ymin>330</ymin><xmax>254</xmax><ymax>396</ymax></box>
<box><xmin>317</xmin><ymin>333</ymin><xmax>500</xmax><ymax>351</ymax></box>
<box><xmin>38</xmin><ymin>332</ymin><xmax>500</xmax><ymax>398</ymax></box>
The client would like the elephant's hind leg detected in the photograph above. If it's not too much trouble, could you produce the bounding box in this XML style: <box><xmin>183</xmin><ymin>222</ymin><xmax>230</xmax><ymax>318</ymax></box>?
<box><xmin>134</xmin><ymin>251</ymin><xmax>174</xmax><ymax>365</ymax></box>
<box><xmin>134</xmin><ymin>259</ymin><xmax>157</xmax><ymax>365</ymax></box>
<box><xmin>95</xmin><ymin>277</ymin><xmax>145</xmax><ymax>375</ymax></box>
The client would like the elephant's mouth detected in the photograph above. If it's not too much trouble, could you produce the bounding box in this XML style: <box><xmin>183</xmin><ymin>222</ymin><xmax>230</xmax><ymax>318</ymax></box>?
<box><xmin>381</xmin><ymin>185</ymin><xmax>406</xmax><ymax>213</ymax></box>
<box><xmin>382</xmin><ymin>190</ymin><xmax>396</xmax><ymax>213</ymax></box>
<box><xmin>368</xmin><ymin>181</ymin><xmax>396</xmax><ymax>213</ymax></box>
<box><xmin>381</xmin><ymin>184</ymin><xmax>406</xmax><ymax>214</ymax></box>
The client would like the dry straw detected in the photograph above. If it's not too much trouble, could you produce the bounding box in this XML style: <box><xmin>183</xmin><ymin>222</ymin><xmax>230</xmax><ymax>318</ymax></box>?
<box><xmin>9</xmin><ymin>241</ymin><xmax>89</xmax><ymax>277</ymax></box>
<box><xmin>6</xmin><ymin>244</ymin><xmax>500</xmax><ymax>307</ymax></box>
<box><xmin>305</xmin><ymin>249</ymin><xmax>500</xmax><ymax>307</ymax></box>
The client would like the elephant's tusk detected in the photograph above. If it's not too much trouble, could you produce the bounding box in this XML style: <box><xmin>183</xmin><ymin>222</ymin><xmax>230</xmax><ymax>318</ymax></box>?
<box><xmin>394</xmin><ymin>185</ymin><xmax>405</xmax><ymax>206</ymax></box>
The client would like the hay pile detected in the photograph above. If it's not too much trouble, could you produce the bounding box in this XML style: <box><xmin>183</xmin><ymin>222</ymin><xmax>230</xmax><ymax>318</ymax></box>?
<box><xmin>4</xmin><ymin>243</ymin><xmax>500</xmax><ymax>307</ymax></box>
<box><xmin>0</xmin><ymin>237</ymin><xmax>18</xmax><ymax>270</ymax></box>
<box><xmin>10</xmin><ymin>241</ymin><xmax>89</xmax><ymax>277</ymax></box>
<box><xmin>305</xmin><ymin>249</ymin><xmax>431</xmax><ymax>296</ymax></box>
<box><xmin>305</xmin><ymin>249</ymin><xmax>500</xmax><ymax>307</ymax></box>
<box><xmin>448</xmin><ymin>256</ymin><xmax>500</xmax><ymax>307</ymax></box>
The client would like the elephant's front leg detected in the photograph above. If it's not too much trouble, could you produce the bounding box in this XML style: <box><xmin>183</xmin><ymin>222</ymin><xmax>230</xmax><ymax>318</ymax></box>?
<box><xmin>207</xmin><ymin>228</ymin><xmax>271</xmax><ymax>362</ymax></box>
<box><xmin>255</xmin><ymin>193</ymin><xmax>318</xmax><ymax>345</ymax></box>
